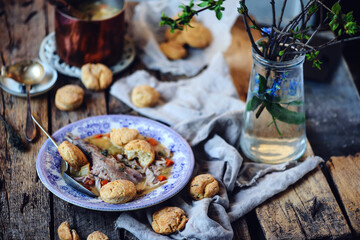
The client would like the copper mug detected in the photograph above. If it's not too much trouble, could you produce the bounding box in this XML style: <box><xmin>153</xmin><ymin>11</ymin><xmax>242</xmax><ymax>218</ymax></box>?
<box><xmin>55</xmin><ymin>0</ymin><xmax>126</xmax><ymax>67</ymax></box>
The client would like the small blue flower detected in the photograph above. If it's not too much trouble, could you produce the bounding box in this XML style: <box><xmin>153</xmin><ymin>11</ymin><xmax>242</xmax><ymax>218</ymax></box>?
<box><xmin>261</xmin><ymin>27</ymin><xmax>272</xmax><ymax>36</ymax></box>
<box><xmin>265</xmin><ymin>72</ymin><xmax>288</xmax><ymax>97</ymax></box>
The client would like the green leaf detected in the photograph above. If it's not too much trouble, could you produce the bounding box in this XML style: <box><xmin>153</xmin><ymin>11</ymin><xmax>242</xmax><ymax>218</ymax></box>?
<box><xmin>287</xmin><ymin>101</ymin><xmax>304</xmax><ymax>106</ymax></box>
<box><xmin>246</xmin><ymin>96</ymin><xmax>262</xmax><ymax>111</ymax></box>
<box><xmin>338</xmin><ymin>29</ymin><xmax>342</xmax><ymax>36</ymax></box>
<box><xmin>345</xmin><ymin>11</ymin><xmax>354</xmax><ymax>22</ymax></box>
<box><xmin>198</xmin><ymin>1</ymin><xmax>208</xmax><ymax>7</ymax></box>
<box><xmin>238</xmin><ymin>2</ymin><xmax>248</xmax><ymax>14</ymax></box>
<box><xmin>331</xmin><ymin>2</ymin><xmax>341</xmax><ymax>15</ymax></box>
<box><xmin>308</xmin><ymin>3</ymin><xmax>318</xmax><ymax>15</ymax></box>
<box><xmin>332</xmin><ymin>22</ymin><xmax>339</xmax><ymax>31</ymax></box>
<box><xmin>216</xmin><ymin>10</ymin><xmax>223</xmax><ymax>20</ymax></box>
<box><xmin>258</xmin><ymin>74</ymin><xmax>267</xmax><ymax>94</ymax></box>
<box><xmin>265</xmin><ymin>102</ymin><xmax>305</xmax><ymax>125</ymax></box>
<box><xmin>294</xmin><ymin>33</ymin><xmax>302</xmax><ymax>39</ymax></box>
<box><xmin>279</xmin><ymin>50</ymin><xmax>285</xmax><ymax>56</ymax></box>
<box><xmin>272</xmin><ymin>116</ymin><xmax>282</xmax><ymax>136</ymax></box>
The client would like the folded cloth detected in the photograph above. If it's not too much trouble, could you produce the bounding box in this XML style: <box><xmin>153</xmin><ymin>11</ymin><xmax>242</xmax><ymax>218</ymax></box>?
<box><xmin>110</xmin><ymin>53</ymin><xmax>323</xmax><ymax>240</ymax></box>
<box><xmin>129</xmin><ymin>0</ymin><xmax>239</xmax><ymax>77</ymax></box>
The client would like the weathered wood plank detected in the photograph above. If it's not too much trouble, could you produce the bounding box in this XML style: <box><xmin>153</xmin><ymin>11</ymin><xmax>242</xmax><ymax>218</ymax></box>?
<box><xmin>0</xmin><ymin>89</ymin><xmax>12</xmax><ymax>240</ymax></box>
<box><xmin>327</xmin><ymin>154</ymin><xmax>360</xmax><ymax>236</ymax></box>
<box><xmin>49</xmin><ymin>77</ymin><xmax>122</xmax><ymax>239</ymax></box>
<box><xmin>232</xmin><ymin>217</ymin><xmax>251</xmax><ymax>240</ymax></box>
<box><xmin>0</xmin><ymin>0</ymin><xmax>51</xmax><ymax>239</ymax></box>
<box><xmin>256</xmin><ymin>143</ymin><xmax>352</xmax><ymax>239</ymax></box>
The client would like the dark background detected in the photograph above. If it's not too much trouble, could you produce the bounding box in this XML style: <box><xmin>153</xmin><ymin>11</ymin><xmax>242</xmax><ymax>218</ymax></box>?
<box><xmin>303</xmin><ymin>0</ymin><xmax>360</xmax><ymax>160</ymax></box>
<box><xmin>332</xmin><ymin>0</ymin><xmax>360</xmax><ymax>90</ymax></box>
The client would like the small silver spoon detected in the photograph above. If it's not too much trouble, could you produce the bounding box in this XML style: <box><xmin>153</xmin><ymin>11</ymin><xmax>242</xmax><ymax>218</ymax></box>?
<box><xmin>1</xmin><ymin>60</ymin><xmax>45</xmax><ymax>142</ymax></box>
<box><xmin>31</xmin><ymin>114</ymin><xmax>97</xmax><ymax>197</ymax></box>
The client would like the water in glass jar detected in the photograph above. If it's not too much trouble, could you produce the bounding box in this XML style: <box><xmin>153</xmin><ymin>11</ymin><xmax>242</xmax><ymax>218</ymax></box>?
<box><xmin>240</xmin><ymin>99</ymin><xmax>306</xmax><ymax>164</ymax></box>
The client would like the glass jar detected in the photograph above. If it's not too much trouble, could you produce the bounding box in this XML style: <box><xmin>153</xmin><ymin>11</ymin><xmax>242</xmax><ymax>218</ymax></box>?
<box><xmin>240</xmin><ymin>50</ymin><xmax>306</xmax><ymax>164</ymax></box>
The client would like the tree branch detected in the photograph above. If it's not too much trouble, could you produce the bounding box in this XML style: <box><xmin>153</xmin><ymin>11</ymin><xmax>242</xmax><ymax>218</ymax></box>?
<box><xmin>271</xmin><ymin>0</ymin><xmax>276</xmax><ymax>28</ymax></box>
<box><xmin>315</xmin><ymin>0</ymin><xmax>333</xmax><ymax>14</ymax></box>
<box><xmin>317</xmin><ymin>35</ymin><xmax>360</xmax><ymax>49</ymax></box>
<box><xmin>300</xmin><ymin>0</ymin><xmax>305</xmax><ymax>29</ymax></box>
<box><xmin>278</xmin><ymin>0</ymin><xmax>287</xmax><ymax>28</ymax></box>
<box><xmin>246</xmin><ymin>15</ymin><xmax>270</xmax><ymax>36</ymax></box>
<box><xmin>240</xmin><ymin>0</ymin><xmax>263</xmax><ymax>56</ymax></box>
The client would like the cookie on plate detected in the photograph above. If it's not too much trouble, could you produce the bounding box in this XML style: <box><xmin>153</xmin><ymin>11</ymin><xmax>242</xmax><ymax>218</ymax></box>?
<box><xmin>131</xmin><ymin>84</ymin><xmax>160</xmax><ymax>108</ymax></box>
<box><xmin>189</xmin><ymin>173</ymin><xmax>219</xmax><ymax>200</ymax></box>
<box><xmin>152</xmin><ymin>206</ymin><xmax>188</xmax><ymax>235</ymax></box>
<box><xmin>81</xmin><ymin>63</ymin><xmax>113</xmax><ymax>91</ymax></box>
<box><xmin>124</xmin><ymin>139</ymin><xmax>155</xmax><ymax>168</ymax></box>
<box><xmin>100</xmin><ymin>179</ymin><xmax>137</xmax><ymax>204</ymax></box>
<box><xmin>182</xmin><ymin>22</ymin><xmax>212</xmax><ymax>48</ymax></box>
<box><xmin>58</xmin><ymin>140</ymin><xmax>88</xmax><ymax>170</ymax></box>
<box><xmin>55</xmin><ymin>84</ymin><xmax>84</xmax><ymax>111</ymax></box>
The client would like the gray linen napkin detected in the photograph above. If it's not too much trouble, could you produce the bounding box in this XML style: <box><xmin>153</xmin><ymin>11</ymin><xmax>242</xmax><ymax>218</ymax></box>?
<box><xmin>110</xmin><ymin>53</ymin><xmax>323</xmax><ymax>240</ymax></box>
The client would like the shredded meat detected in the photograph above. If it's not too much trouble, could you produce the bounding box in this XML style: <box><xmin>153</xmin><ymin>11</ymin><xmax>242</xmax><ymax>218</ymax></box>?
<box><xmin>66</xmin><ymin>133</ymin><xmax>143</xmax><ymax>184</ymax></box>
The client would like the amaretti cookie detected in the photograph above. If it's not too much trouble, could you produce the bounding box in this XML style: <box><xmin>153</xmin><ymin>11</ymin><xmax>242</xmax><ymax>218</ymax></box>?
<box><xmin>131</xmin><ymin>84</ymin><xmax>160</xmax><ymax>108</ymax></box>
<box><xmin>152</xmin><ymin>206</ymin><xmax>188</xmax><ymax>235</ymax></box>
<box><xmin>182</xmin><ymin>22</ymin><xmax>212</xmax><ymax>48</ymax></box>
<box><xmin>100</xmin><ymin>180</ymin><xmax>137</xmax><ymax>204</ymax></box>
<box><xmin>58</xmin><ymin>140</ymin><xmax>88</xmax><ymax>170</ymax></box>
<box><xmin>124</xmin><ymin>139</ymin><xmax>155</xmax><ymax>167</ymax></box>
<box><xmin>110</xmin><ymin>127</ymin><xmax>139</xmax><ymax>146</ymax></box>
<box><xmin>164</xmin><ymin>29</ymin><xmax>186</xmax><ymax>45</ymax></box>
<box><xmin>55</xmin><ymin>84</ymin><xmax>84</xmax><ymax>111</ymax></box>
<box><xmin>189</xmin><ymin>173</ymin><xmax>219</xmax><ymax>200</ymax></box>
<box><xmin>58</xmin><ymin>221</ymin><xmax>80</xmax><ymax>240</ymax></box>
<box><xmin>160</xmin><ymin>41</ymin><xmax>187</xmax><ymax>60</ymax></box>
<box><xmin>81</xmin><ymin>63</ymin><xmax>113</xmax><ymax>91</ymax></box>
<box><xmin>87</xmin><ymin>231</ymin><xmax>109</xmax><ymax>240</ymax></box>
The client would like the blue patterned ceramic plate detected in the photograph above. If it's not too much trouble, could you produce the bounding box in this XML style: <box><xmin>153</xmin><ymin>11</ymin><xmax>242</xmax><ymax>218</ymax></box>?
<box><xmin>36</xmin><ymin>115</ymin><xmax>194</xmax><ymax>211</ymax></box>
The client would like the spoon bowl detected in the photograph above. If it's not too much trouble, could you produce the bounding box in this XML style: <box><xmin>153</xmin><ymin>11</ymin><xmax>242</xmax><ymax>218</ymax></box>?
<box><xmin>1</xmin><ymin>60</ymin><xmax>45</xmax><ymax>142</ymax></box>
<box><xmin>2</xmin><ymin>60</ymin><xmax>45</xmax><ymax>85</ymax></box>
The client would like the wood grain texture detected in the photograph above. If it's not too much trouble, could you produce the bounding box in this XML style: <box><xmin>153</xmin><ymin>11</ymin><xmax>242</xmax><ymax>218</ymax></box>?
<box><xmin>49</xmin><ymin>77</ymin><xmax>122</xmax><ymax>239</ymax></box>
<box><xmin>0</xmin><ymin>0</ymin><xmax>51</xmax><ymax>239</ymax></box>
<box><xmin>232</xmin><ymin>218</ymin><xmax>251</xmax><ymax>240</ymax></box>
<box><xmin>327</xmin><ymin>154</ymin><xmax>360</xmax><ymax>236</ymax></box>
<box><xmin>256</xmin><ymin>143</ymin><xmax>351</xmax><ymax>239</ymax></box>
<box><xmin>1</xmin><ymin>1</ymin><xmax>359</xmax><ymax>239</ymax></box>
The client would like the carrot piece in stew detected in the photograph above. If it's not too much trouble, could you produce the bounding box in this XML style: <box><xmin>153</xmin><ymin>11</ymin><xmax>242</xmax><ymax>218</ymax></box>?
<box><xmin>158</xmin><ymin>175</ymin><xmax>167</xmax><ymax>181</ymax></box>
<box><xmin>147</xmin><ymin>138</ymin><xmax>158</xmax><ymax>146</ymax></box>
<box><xmin>101</xmin><ymin>180</ymin><xmax>109</xmax><ymax>186</ymax></box>
<box><xmin>165</xmin><ymin>159</ymin><xmax>174</xmax><ymax>166</ymax></box>
<box><xmin>94</xmin><ymin>134</ymin><xmax>103</xmax><ymax>139</ymax></box>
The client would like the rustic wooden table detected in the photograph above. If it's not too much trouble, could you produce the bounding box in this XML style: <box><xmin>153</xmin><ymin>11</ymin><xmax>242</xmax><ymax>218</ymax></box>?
<box><xmin>1</xmin><ymin>1</ymin><xmax>360</xmax><ymax>240</ymax></box>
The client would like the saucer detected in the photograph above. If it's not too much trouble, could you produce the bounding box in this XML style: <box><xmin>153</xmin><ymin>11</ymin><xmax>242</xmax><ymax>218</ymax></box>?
<box><xmin>39</xmin><ymin>32</ymin><xmax>136</xmax><ymax>78</ymax></box>
<box><xmin>0</xmin><ymin>61</ymin><xmax>58</xmax><ymax>98</ymax></box>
